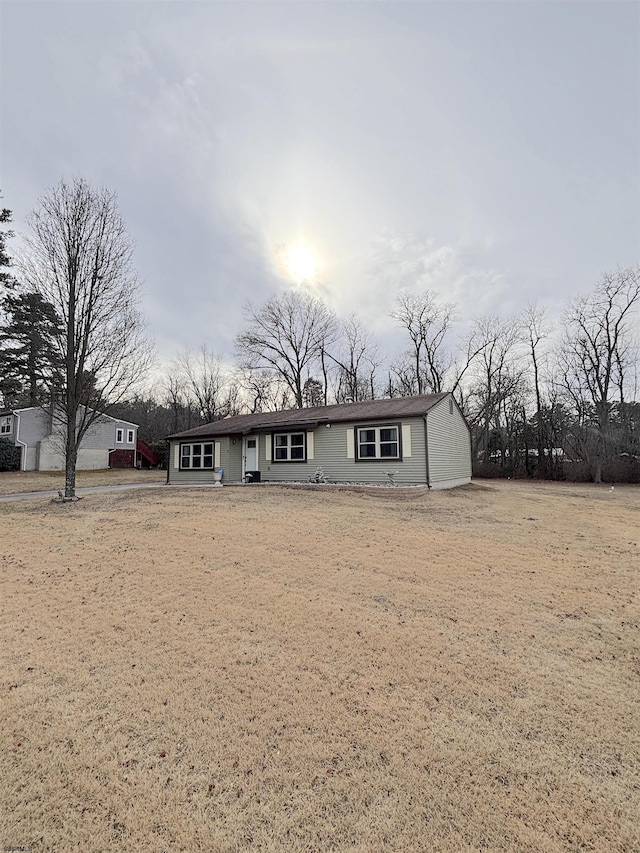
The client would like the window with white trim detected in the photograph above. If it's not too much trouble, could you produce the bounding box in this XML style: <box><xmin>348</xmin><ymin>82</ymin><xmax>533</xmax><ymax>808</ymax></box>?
<box><xmin>0</xmin><ymin>416</ymin><xmax>12</xmax><ymax>434</ymax></box>
<box><xmin>127</xmin><ymin>429</ymin><xmax>135</xmax><ymax>443</ymax></box>
<box><xmin>356</xmin><ymin>425</ymin><xmax>400</xmax><ymax>460</ymax></box>
<box><xmin>180</xmin><ymin>442</ymin><xmax>214</xmax><ymax>469</ymax></box>
<box><xmin>273</xmin><ymin>432</ymin><xmax>306</xmax><ymax>462</ymax></box>
<box><xmin>116</xmin><ymin>428</ymin><xmax>124</xmax><ymax>443</ymax></box>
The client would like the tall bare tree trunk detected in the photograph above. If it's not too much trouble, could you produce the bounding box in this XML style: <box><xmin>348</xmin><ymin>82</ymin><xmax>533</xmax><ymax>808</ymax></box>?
<box><xmin>22</xmin><ymin>178</ymin><xmax>152</xmax><ymax>500</ymax></box>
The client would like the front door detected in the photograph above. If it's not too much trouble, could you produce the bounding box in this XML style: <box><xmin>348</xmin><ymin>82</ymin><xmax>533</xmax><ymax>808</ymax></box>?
<box><xmin>243</xmin><ymin>437</ymin><xmax>258</xmax><ymax>478</ymax></box>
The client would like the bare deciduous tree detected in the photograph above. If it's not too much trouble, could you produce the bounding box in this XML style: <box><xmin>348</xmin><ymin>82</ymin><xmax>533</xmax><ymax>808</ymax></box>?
<box><xmin>235</xmin><ymin>291</ymin><xmax>337</xmax><ymax>408</ymax></box>
<box><xmin>163</xmin><ymin>371</ymin><xmax>193</xmax><ymax>434</ymax></box>
<box><xmin>390</xmin><ymin>290</ymin><xmax>455</xmax><ymax>394</ymax></box>
<box><xmin>327</xmin><ymin>314</ymin><xmax>380</xmax><ymax>403</ymax></box>
<box><xmin>173</xmin><ymin>345</ymin><xmax>237</xmax><ymax>423</ymax></box>
<box><xmin>521</xmin><ymin>304</ymin><xmax>552</xmax><ymax>476</ymax></box>
<box><xmin>557</xmin><ymin>266</ymin><xmax>640</xmax><ymax>482</ymax></box>
<box><xmin>465</xmin><ymin>314</ymin><xmax>525</xmax><ymax>466</ymax></box>
<box><xmin>234</xmin><ymin>365</ymin><xmax>293</xmax><ymax>414</ymax></box>
<box><xmin>387</xmin><ymin>356</ymin><xmax>419</xmax><ymax>397</ymax></box>
<box><xmin>22</xmin><ymin>178</ymin><xmax>153</xmax><ymax>497</ymax></box>
<box><xmin>448</xmin><ymin>323</ymin><xmax>498</xmax><ymax>415</ymax></box>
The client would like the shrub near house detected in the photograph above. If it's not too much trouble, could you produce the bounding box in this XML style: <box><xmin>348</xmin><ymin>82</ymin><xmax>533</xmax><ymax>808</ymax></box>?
<box><xmin>0</xmin><ymin>437</ymin><xmax>21</xmax><ymax>471</ymax></box>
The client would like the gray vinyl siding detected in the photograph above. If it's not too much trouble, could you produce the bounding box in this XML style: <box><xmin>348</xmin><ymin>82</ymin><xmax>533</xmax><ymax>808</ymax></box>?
<box><xmin>259</xmin><ymin>417</ymin><xmax>428</xmax><ymax>485</ymax></box>
<box><xmin>426</xmin><ymin>397</ymin><xmax>471</xmax><ymax>485</ymax></box>
<box><xmin>112</xmin><ymin>420</ymin><xmax>137</xmax><ymax>449</ymax></box>
<box><xmin>169</xmin><ymin>468</ymin><xmax>220</xmax><ymax>485</ymax></box>
<box><xmin>15</xmin><ymin>408</ymin><xmax>136</xmax><ymax>451</ymax></box>
<box><xmin>15</xmin><ymin>408</ymin><xmax>51</xmax><ymax>445</ymax></box>
<box><xmin>229</xmin><ymin>440</ymin><xmax>244</xmax><ymax>482</ymax></box>
<box><xmin>167</xmin><ymin>437</ymin><xmax>242</xmax><ymax>485</ymax></box>
<box><xmin>81</xmin><ymin>417</ymin><xmax>120</xmax><ymax>450</ymax></box>
<box><xmin>219</xmin><ymin>437</ymin><xmax>243</xmax><ymax>482</ymax></box>
<box><xmin>81</xmin><ymin>416</ymin><xmax>136</xmax><ymax>450</ymax></box>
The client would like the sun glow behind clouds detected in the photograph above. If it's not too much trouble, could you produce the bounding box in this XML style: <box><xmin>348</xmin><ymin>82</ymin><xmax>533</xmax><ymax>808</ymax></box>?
<box><xmin>286</xmin><ymin>245</ymin><xmax>318</xmax><ymax>282</ymax></box>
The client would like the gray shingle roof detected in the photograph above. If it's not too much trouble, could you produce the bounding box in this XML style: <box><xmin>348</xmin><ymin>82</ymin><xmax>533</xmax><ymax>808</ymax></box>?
<box><xmin>167</xmin><ymin>393</ymin><xmax>449</xmax><ymax>439</ymax></box>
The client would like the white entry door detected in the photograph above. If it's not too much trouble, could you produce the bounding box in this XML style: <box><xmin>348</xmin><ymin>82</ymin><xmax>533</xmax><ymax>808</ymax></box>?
<box><xmin>244</xmin><ymin>437</ymin><xmax>258</xmax><ymax>477</ymax></box>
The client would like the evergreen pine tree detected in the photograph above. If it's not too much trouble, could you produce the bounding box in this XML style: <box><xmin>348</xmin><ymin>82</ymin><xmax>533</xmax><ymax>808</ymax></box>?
<box><xmin>0</xmin><ymin>291</ymin><xmax>63</xmax><ymax>405</ymax></box>
<box><xmin>0</xmin><ymin>196</ymin><xmax>19</xmax><ymax>405</ymax></box>
<box><xmin>0</xmin><ymin>199</ymin><xmax>17</xmax><ymax>290</ymax></box>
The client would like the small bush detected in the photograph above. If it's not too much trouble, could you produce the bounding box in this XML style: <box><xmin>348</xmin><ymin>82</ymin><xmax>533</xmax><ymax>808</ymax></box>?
<box><xmin>149</xmin><ymin>440</ymin><xmax>168</xmax><ymax>469</ymax></box>
<box><xmin>0</xmin><ymin>438</ymin><xmax>21</xmax><ymax>471</ymax></box>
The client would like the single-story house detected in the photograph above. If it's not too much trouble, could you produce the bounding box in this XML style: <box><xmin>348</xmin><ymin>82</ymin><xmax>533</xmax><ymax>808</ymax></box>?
<box><xmin>166</xmin><ymin>393</ymin><xmax>471</xmax><ymax>489</ymax></box>
<box><xmin>0</xmin><ymin>405</ymin><xmax>139</xmax><ymax>471</ymax></box>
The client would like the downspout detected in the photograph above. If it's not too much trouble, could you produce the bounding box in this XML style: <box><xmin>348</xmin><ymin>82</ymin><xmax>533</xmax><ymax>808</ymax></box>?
<box><xmin>14</xmin><ymin>411</ymin><xmax>28</xmax><ymax>471</ymax></box>
<box><xmin>165</xmin><ymin>440</ymin><xmax>171</xmax><ymax>484</ymax></box>
<box><xmin>423</xmin><ymin>414</ymin><xmax>431</xmax><ymax>489</ymax></box>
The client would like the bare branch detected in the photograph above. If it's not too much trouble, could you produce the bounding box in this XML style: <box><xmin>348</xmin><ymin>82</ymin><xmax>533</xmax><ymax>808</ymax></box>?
<box><xmin>19</xmin><ymin>178</ymin><xmax>153</xmax><ymax>496</ymax></box>
<box><xmin>555</xmin><ymin>266</ymin><xmax>640</xmax><ymax>482</ymax></box>
<box><xmin>390</xmin><ymin>290</ymin><xmax>455</xmax><ymax>394</ymax></box>
<box><xmin>235</xmin><ymin>291</ymin><xmax>337</xmax><ymax>408</ymax></box>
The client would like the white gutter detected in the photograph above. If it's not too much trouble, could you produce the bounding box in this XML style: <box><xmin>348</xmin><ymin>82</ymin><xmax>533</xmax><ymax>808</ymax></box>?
<box><xmin>13</xmin><ymin>411</ymin><xmax>28</xmax><ymax>471</ymax></box>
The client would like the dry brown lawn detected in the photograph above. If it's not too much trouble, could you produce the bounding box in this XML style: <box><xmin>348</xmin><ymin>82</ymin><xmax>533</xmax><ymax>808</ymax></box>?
<box><xmin>1</xmin><ymin>480</ymin><xmax>638</xmax><ymax>852</ymax></box>
<box><xmin>0</xmin><ymin>468</ymin><xmax>164</xmax><ymax>495</ymax></box>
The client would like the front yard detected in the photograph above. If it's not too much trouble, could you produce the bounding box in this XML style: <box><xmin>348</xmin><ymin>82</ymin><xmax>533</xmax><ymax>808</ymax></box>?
<box><xmin>1</xmin><ymin>480</ymin><xmax>638</xmax><ymax>851</ymax></box>
<box><xmin>0</xmin><ymin>468</ymin><xmax>165</xmax><ymax>495</ymax></box>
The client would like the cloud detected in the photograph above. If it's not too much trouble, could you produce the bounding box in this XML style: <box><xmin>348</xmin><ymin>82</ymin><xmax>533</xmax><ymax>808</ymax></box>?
<box><xmin>2</xmin><ymin>0</ymin><xmax>637</xmax><ymax>378</ymax></box>
<box><xmin>363</xmin><ymin>232</ymin><xmax>507</xmax><ymax>326</ymax></box>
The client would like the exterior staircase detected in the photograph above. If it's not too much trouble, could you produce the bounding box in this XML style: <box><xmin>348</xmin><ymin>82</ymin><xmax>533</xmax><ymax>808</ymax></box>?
<box><xmin>137</xmin><ymin>438</ymin><xmax>159</xmax><ymax>468</ymax></box>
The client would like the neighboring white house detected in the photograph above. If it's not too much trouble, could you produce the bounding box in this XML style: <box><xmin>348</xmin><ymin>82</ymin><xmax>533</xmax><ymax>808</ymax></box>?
<box><xmin>167</xmin><ymin>393</ymin><xmax>472</xmax><ymax>490</ymax></box>
<box><xmin>0</xmin><ymin>405</ymin><xmax>138</xmax><ymax>471</ymax></box>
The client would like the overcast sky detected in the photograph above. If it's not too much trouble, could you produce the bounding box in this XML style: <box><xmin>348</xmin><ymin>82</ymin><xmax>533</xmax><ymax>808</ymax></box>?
<box><xmin>1</xmin><ymin>0</ymin><xmax>638</xmax><ymax>370</ymax></box>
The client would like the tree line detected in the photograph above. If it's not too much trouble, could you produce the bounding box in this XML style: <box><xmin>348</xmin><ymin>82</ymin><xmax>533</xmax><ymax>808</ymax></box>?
<box><xmin>1</xmin><ymin>179</ymin><xmax>639</xmax><ymax>486</ymax></box>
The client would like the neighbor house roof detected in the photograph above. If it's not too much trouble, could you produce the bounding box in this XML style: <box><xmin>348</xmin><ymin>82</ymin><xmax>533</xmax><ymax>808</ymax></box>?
<box><xmin>0</xmin><ymin>407</ymin><xmax>37</xmax><ymax>417</ymax></box>
<box><xmin>0</xmin><ymin>405</ymin><xmax>138</xmax><ymax>427</ymax></box>
<box><xmin>168</xmin><ymin>393</ymin><xmax>449</xmax><ymax>440</ymax></box>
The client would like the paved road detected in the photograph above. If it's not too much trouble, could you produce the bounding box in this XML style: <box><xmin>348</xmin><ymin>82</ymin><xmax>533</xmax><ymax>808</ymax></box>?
<box><xmin>0</xmin><ymin>482</ymin><xmax>168</xmax><ymax>502</ymax></box>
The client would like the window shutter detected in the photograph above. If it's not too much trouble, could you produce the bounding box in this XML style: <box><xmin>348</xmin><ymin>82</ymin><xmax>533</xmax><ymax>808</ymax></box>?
<box><xmin>265</xmin><ymin>434</ymin><xmax>271</xmax><ymax>461</ymax></box>
<box><xmin>174</xmin><ymin>443</ymin><xmax>179</xmax><ymax>469</ymax></box>
<box><xmin>346</xmin><ymin>430</ymin><xmax>355</xmax><ymax>459</ymax></box>
<box><xmin>402</xmin><ymin>424</ymin><xmax>412</xmax><ymax>457</ymax></box>
<box><xmin>306</xmin><ymin>431</ymin><xmax>314</xmax><ymax>460</ymax></box>
<box><xmin>214</xmin><ymin>442</ymin><xmax>221</xmax><ymax>469</ymax></box>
